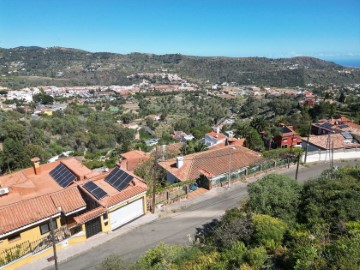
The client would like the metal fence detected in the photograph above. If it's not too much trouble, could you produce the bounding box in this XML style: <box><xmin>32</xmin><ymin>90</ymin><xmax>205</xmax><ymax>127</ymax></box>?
<box><xmin>0</xmin><ymin>226</ymin><xmax>71</xmax><ymax>267</ymax></box>
<box><xmin>211</xmin><ymin>158</ymin><xmax>290</xmax><ymax>187</ymax></box>
<box><xmin>150</xmin><ymin>157</ymin><xmax>292</xmax><ymax>208</ymax></box>
<box><xmin>151</xmin><ymin>185</ymin><xmax>188</xmax><ymax>206</ymax></box>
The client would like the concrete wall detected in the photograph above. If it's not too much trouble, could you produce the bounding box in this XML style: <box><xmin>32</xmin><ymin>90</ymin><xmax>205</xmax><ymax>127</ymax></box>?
<box><xmin>302</xmin><ymin>148</ymin><xmax>360</xmax><ymax>163</ymax></box>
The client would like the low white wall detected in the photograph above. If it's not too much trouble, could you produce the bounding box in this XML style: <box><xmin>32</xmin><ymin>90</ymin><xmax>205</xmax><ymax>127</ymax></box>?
<box><xmin>302</xmin><ymin>148</ymin><xmax>360</xmax><ymax>163</ymax></box>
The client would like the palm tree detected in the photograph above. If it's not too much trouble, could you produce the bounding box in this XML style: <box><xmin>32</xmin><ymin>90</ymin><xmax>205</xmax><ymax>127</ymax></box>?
<box><xmin>264</xmin><ymin>126</ymin><xmax>281</xmax><ymax>150</ymax></box>
<box><xmin>250</xmin><ymin>116</ymin><xmax>267</xmax><ymax>133</ymax></box>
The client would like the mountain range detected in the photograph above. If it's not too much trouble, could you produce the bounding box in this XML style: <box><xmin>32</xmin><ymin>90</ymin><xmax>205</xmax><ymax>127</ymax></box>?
<box><xmin>0</xmin><ymin>46</ymin><xmax>359</xmax><ymax>89</ymax></box>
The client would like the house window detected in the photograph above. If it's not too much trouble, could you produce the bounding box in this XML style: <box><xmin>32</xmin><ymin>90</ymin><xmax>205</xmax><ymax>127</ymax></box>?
<box><xmin>8</xmin><ymin>233</ymin><xmax>21</xmax><ymax>243</ymax></box>
<box><xmin>40</xmin><ymin>220</ymin><xmax>58</xmax><ymax>235</ymax></box>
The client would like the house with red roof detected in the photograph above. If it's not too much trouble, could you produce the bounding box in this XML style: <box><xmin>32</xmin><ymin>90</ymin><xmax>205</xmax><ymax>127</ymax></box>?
<box><xmin>302</xmin><ymin>133</ymin><xmax>360</xmax><ymax>151</ymax></box>
<box><xmin>311</xmin><ymin>116</ymin><xmax>360</xmax><ymax>137</ymax></box>
<box><xmin>120</xmin><ymin>150</ymin><xmax>149</xmax><ymax>171</ymax></box>
<box><xmin>77</xmin><ymin>166</ymin><xmax>148</xmax><ymax>231</ymax></box>
<box><xmin>204</xmin><ymin>131</ymin><xmax>227</xmax><ymax>147</ymax></box>
<box><xmin>158</xmin><ymin>145</ymin><xmax>262</xmax><ymax>188</ymax></box>
<box><xmin>273</xmin><ymin>125</ymin><xmax>302</xmax><ymax>148</ymax></box>
<box><xmin>0</xmin><ymin>157</ymin><xmax>147</xmax><ymax>268</ymax></box>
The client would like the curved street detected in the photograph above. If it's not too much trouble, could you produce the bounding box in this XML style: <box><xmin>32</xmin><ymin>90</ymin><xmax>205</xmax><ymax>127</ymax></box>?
<box><xmin>41</xmin><ymin>160</ymin><xmax>359</xmax><ymax>270</ymax></box>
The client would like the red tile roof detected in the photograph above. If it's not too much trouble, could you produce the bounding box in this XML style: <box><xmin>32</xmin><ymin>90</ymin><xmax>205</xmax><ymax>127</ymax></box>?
<box><xmin>51</xmin><ymin>187</ymin><xmax>86</xmax><ymax>215</ymax></box>
<box><xmin>120</xmin><ymin>150</ymin><xmax>149</xmax><ymax>171</ymax></box>
<box><xmin>307</xmin><ymin>134</ymin><xmax>360</xmax><ymax>150</ymax></box>
<box><xmin>315</xmin><ymin>116</ymin><xmax>360</xmax><ymax>136</ymax></box>
<box><xmin>106</xmin><ymin>185</ymin><xmax>147</xmax><ymax>208</ymax></box>
<box><xmin>0</xmin><ymin>158</ymin><xmax>91</xmax><ymax>207</ymax></box>
<box><xmin>0</xmin><ymin>195</ymin><xmax>59</xmax><ymax>235</ymax></box>
<box><xmin>0</xmin><ymin>160</ymin><xmax>147</xmax><ymax>234</ymax></box>
<box><xmin>158</xmin><ymin>145</ymin><xmax>262</xmax><ymax>182</ymax></box>
<box><xmin>210</xmin><ymin>138</ymin><xmax>246</xmax><ymax>150</ymax></box>
<box><xmin>0</xmin><ymin>162</ymin><xmax>62</xmax><ymax>207</ymax></box>
<box><xmin>79</xmin><ymin>168</ymin><xmax>148</xmax><ymax>209</ymax></box>
<box><xmin>0</xmin><ymin>158</ymin><xmax>94</xmax><ymax>235</ymax></box>
<box><xmin>207</xmin><ymin>131</ymin><xmax>227</xmax><ymax>140</ymax></box>
<box><xmin>167</xmin><ymin>142</ymin><xmax>185</xmax><ymax>154</ymax></box>
<box><xmin>121</xmin><ymin>150</ymin><xmax>148</xmax><ymax>160</ymax></box>
<box><xmin>0</xmin><ymin>186</ymin><xmax>88</xmax><ymax>236</ymax></box>
<box><xmin>60</xmin><ymin>158</ymin><xmax>92</xmax><ymax>181</ymax></box>
<box><xmin>73</xmin><ymin>207</ymin><xmax>106</xmax><ymax>224</ymax></box>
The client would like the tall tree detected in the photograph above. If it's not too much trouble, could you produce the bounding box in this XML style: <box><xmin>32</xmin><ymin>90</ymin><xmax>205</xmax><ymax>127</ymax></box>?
<box><xmin>250</xmin><ymin>116</ymin><xmax>267</xmax><ymax>133</ymax></box>
<box><xmin>263</xmin><ymin>125</ymin><xmax>281</xmax><ymax>150</ymax></box>
<box><xmin>248</xmin><ymin>174</ymin><xmax>302</xmax><ymax>223</ymax></box>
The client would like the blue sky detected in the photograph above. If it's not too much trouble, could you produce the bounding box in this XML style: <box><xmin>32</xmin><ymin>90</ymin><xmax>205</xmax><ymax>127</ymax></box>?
<box><xmin>0</xmin><ymin>0</ymin><xmax>359</xmax><ymax>61</ymax></box>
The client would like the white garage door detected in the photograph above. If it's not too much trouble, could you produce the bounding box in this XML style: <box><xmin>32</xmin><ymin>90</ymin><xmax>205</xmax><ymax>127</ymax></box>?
<box><xmin>109</xmin><ymin>198</ymin><xmax>144</xmax><ymax>230</ymax></box>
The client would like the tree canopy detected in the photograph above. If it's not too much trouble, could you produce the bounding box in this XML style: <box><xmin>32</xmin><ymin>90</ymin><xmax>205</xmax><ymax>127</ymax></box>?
<box><xmin>248</xmin><ymin>174</ymin><xmax>302</xmax><ymax>223</ymax></box>
<box><xmin>98</xmin><ymin>166</ymin><xmax>360</xmax><ymax>270</ymax></box>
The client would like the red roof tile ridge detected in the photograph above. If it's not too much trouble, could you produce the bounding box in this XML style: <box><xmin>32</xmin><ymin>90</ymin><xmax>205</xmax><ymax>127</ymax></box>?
<box><xmin>0</xmin><ymin>195</ymin><xmax>59</xmax><ymax>235</ymax></box>
<box><xmin>186</xmin><ymin>158</ymin><xmax>195</xmax><ymax>180</ymax></box>
<box><xmin>73</xmin><ymin>206</ymin><xmax>106</xmax><ymax>224</ymax></box>
<box><xmin>121</xmin><ymin>150</ymin><xmax>148</xmax><ymax>159</ymax></box>
<box><xmin>50</xmin><ymin>186</ymin><xmax>86</xmax><ymax>214</ymax></box>
<box><xmin>0</xmin><ymin>185</ymin><xmax>81</xmax><ymax>210</ymax></box>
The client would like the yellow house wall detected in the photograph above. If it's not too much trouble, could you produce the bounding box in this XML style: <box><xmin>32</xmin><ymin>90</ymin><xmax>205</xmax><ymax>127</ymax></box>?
<box><xmin>1</xmin><ymin>195</ymin><xmax>148</xmax><ymax>269</ymax></box>
<box><xmin>2</xmin><ymin>222</ymin><xmax>88</xmax><ymax>270</ymax></box>
<box><xmin>100</xmin><ymin>214</ymin><xmax>111</xmax><ymax>233</ymax></box>
<box><xmin>67</xmin><ymin>233</ymin><xmax>86</xmax><ymax>245</ymax></box>
<box><xmin>0</xmin><ymin>217</ymin><xmax>61</xmax><ymax>251</ymax></box>
<box><xmin>4</xmin><ymin>241</ymin><xmax>63</xmax><ymax>270</ymax></box>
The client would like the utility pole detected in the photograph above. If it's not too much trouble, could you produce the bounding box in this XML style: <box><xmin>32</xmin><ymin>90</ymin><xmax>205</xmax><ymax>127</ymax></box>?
<box><xmin>295</xmin><ymin>152</ymin><xmax>300</xmax><ymax>180</ymax></box>
<box><xmin>50</xmin><ymin>217</ymin><xmax>58</xmax><ymax>270</ymax></box>
<box><xmin>328</xmin><ymin>133</ymin><xmax>332</xmax><ymax>169</ymax></box>
<box><xmin>151</xmin><ymin>146</ymin><xmax>158</xmax><ymax>213</ymax></box>
<box><xmin>331</xmin><ymin>141</ymin><xmax>334</xmax><ymax>170</ymax></box>
<box><xmin>227</xmin><ymin>147</ymin><xmax>235</xmax><ymax>189</ymax></box>
<box><xmin>228</xmin><ymin>149</ymin><xmax>231</xmax><ymax>189</ymax></box>
<box><xmin>304</xmin><ymin>121</ymin><xmax>312</xmax><ymax>164</ymax></box>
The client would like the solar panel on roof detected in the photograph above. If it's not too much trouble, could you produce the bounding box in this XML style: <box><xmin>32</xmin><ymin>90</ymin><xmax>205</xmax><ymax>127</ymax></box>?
<box><xmin>83</xmin><ymin>181</ymin><xmax>107</xmax><ymax>200</ymax></box>
<box><xmin>341</xmin><ymin>132</ymin><xmax>353</xmax><ymax>140</ymax></box>
<box><xmin>116</xmin><ymin>174</ymin><xmax>132</xmax><ymax>190</ymax></box>
<box><xmin>338</xmin><ymin>124</ymin><xmax>349</xmax><ymax>129</ymax></box>
<box><xmin>50</xmin><ymin>164</ymin><xmax>77</xmax><ymax>188</ymax></box>
<box><xmin>281</xmin><ymin>126</ymin><xmax>293</xmax><ymax>134</ymax></box>
<box><xmin>321</xmin><ymin>123</ymin><xmax>333</xmax><ymax>129</ymax></box>
<box><xmin>105</xmin><ymin>167</ymin><xmax>133</xmax><ymax>191</ymax></box>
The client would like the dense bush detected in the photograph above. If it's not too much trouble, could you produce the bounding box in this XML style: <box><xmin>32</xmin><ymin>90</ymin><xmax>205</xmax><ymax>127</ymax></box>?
<box><xmin>82</xmin><ymin>167</ymin><xmax>360</xmax><ymax>270</ymax></box>
<box><xmin>248</xmin><ymin>174</ymin><xmax>302</xmax><ymax>223</ymax></box>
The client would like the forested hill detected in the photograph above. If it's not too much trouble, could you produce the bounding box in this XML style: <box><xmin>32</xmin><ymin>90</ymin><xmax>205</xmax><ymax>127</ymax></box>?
<box><xmin>1</xmin><ymin>46</ymin><xmax>359</xmax><ymax>89</ymax></box>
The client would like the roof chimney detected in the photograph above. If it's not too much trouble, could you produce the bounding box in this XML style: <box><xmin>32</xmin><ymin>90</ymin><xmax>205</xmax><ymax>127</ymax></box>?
<box><xmin>176</xmin><ymin>156</ymin><xmax>184</xmax><ymax>168</ymax></box>
<box><xmin>31</xmin><ymin>157</ymin><xmax>41</xmax><ymax>175</ymax></box>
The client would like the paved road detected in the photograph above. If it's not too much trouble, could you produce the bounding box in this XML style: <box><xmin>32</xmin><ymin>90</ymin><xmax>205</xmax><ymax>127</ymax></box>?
<box><xmin>57</xmin><ymin>160</ymin><xmax>359</xmax><ymax>270</ymax></box>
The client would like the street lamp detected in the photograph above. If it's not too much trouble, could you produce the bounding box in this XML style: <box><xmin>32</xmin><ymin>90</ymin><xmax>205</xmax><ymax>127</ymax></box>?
<box><xmin>228</xmin><ymin>146</ymin><xmax>236</xmax><ymax>189</ymax></box>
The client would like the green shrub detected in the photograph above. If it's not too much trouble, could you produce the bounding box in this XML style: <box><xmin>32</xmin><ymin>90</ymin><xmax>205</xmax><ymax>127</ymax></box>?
<box><xmin>252</xmin><ymin>214</ymin><xmax>287</xmax><ymax>250</ymax></box>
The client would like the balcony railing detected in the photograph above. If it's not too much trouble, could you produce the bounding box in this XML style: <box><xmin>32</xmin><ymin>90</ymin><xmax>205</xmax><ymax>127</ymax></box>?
<box><xmin>0</xmin><ymin>225</ymin><xmax>73</xmax><ymax>267</ymax></box>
